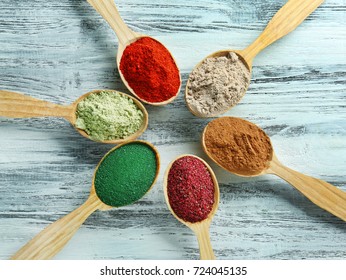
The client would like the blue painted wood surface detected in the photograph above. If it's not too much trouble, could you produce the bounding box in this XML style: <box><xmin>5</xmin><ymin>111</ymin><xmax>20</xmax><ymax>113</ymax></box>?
<box><xmin>0</xmin><ymin>0</ymin><xmax>345</xmax><ymax>259</ymax></box>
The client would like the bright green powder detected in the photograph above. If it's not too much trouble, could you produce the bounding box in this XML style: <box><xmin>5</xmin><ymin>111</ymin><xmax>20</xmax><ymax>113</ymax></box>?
<box><xmin>94</xmin><ymin>142</ymin><xmax>158</xmax><ymax>207</ymax></box>
<box><xmin>75</xmin><ymin>90</ymin><xmax>144</xmax><ymax>141</ymax></box>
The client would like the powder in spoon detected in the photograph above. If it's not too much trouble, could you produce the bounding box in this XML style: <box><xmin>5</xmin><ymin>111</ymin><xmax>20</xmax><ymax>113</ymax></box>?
<box><xmin>75</xmin><ymin>90</ymin><xmax>144</xmax><ymax>141</ymax></box>
<box><xmin>94</xmin><ymin>142</ymin><xmax>158</xmax><ymax>207</ymax></box>
<box><xmin>186</xmin><ymin>52</ymin><xmax>250</xmax><ymax>117</ymax></box>
<box><xmin>167</xmin><ymin>156</ymin><xmax>215</xmax><ymax>223</ymax></box>
<box><xmin>203</xmin><ymin>117</ymin><xmax>273</xmax><ymax>176</ymax></box>
<box><xmin>120</xmin><ymin>37</ymin><xmax>181</xmax><ymax>103</ymax></box>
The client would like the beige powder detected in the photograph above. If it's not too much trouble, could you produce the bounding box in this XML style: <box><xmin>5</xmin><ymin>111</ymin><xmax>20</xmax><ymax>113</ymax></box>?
<box><xmin>186</xmin><ymin>52</ymin><xmax>251</xmax><ymax>117</ymax></box>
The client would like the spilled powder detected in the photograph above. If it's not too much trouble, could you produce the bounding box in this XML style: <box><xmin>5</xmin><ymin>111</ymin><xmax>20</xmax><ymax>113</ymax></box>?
<box><xmin>203</xmin><ymin>117</ymin><xmax>273</xmax><ymax>176</ymax></box>
<box><xmin>186</xmin><ymin>52</ymin><xmax>250</xmax><ymax>117</ymax></box>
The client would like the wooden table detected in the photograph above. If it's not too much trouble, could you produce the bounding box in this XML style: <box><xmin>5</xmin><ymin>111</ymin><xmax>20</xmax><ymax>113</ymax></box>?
<box><xmin>0</xmin><ymin>0</ymin><xmax>345</xmax><ymax>260</ymax></box>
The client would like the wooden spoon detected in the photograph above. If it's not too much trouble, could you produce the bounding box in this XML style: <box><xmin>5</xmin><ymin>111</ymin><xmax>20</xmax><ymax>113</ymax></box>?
<box><xmin>86</xmin><ymin>0</ymin><xmax>181</xmax><ymax>105</ymax></box>
<box><xmin>186</xmin><ymin>0</ymin><xmax>324</xmax><ymax>117</ymax></box>
<box><xmin>11</xmin><ymin>140</ymin><xmax>160</xmax><ymax>260</ymax></box>
<box><xmin>0</xmin><ymin>89</ymin><xmax>148</xmax><ymax>144</ymax></box>
<box><xmin>163</xmin><ymin>154</ymin><xmax>220</xmax><ymax>260</ymax></box>
<box><xmin>202</xmin><ymin>117</ymin><xmax>346</xmax><ymax>222</ymax></box>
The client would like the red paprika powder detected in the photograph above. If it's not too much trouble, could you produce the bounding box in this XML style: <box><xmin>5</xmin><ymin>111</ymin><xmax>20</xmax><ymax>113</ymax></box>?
<box><xmin>119</xmin><ymin>37</ymin><xmax>180</xmax><ymax>104</ymax></box>
<box><xmin>167</xmin><ymin>156</ymin><xmax>215</xmax><ymax>223</ymax></box>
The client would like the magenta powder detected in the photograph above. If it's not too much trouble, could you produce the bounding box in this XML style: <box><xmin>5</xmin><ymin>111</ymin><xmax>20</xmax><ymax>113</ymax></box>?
<box><xmin>167</xmin><ymin>156</ymin><xmax>215</xmax><ymax>223</ymax></box>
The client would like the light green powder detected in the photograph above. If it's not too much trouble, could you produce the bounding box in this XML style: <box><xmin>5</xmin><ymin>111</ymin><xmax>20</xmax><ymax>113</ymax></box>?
<box><xmin>75</xmin><ymin>91</ymin><xmax>144</xmax><ymax>141</ymax></box>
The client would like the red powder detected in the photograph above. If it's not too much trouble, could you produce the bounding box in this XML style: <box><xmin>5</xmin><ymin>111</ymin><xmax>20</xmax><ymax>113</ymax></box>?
<box><xmin>167</xmin><ymin>156</ymin><xmax>215</xmax><ymax>223</ymax></box>
<box><xmin>119</xmin><ymin>37</ymin><xmax>180</xmax><ymax>103</ymax></box>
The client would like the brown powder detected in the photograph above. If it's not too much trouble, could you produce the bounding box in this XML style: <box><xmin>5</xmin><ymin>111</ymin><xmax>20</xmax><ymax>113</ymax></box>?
<box><xmin>203</xmin><ymin>117</ymin><xmax>273</xmax><ymax>176</ymax></box>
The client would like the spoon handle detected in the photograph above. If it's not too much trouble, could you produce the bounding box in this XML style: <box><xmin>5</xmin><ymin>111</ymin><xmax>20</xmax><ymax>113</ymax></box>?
<box><xmin>269</xmin><ymin>158</ymin><xmax>346</xmax><ymax>222</ymax></box>
<box><xmin>242</xmin><ymin>0</ymin><xmax>324</xmax><ymax>64</ymax></box>
<box><xmin>0</xmin><ymin>90</ymin><xmax>73</xmax><ymax>121</ymax></box>
<box><xmin>11</xmin><ymin>194</ymin><xmax>102</xmax><ymax>260</ymax></box>
<box><xmin>192</xmin><ymin>222</ymin><xmax>216</xmax><ymax>260</ymax></box>
<box><xmin>86</xmin><ymin>0</ymin><xmax>137</xmax><ymax>45</ymax></box>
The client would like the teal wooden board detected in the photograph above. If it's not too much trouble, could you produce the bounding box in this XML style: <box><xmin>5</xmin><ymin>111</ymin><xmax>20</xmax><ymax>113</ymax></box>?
<box><xmin>0</xmin><ymin>0</ymin><xmax>345</xmax><ymax>260</ymax></box>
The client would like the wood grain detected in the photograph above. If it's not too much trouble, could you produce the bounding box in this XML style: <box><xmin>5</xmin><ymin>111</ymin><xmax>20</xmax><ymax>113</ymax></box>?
<box><xmin>0</xmin><ymin>90</ymin><xmax>74</xmax><ymax>120</ymax></box>
<box><xmin>0</xmin><ymin>0</ymin><xmax>345</xmax><ymax>260</ymax></box>
<box><xmin>242</xmin><ymin>0</ymin><xmax>325</xmax><ymax>66</ymax></box>
<box><xmin>267</xmin><ymin>154</ymin><xmax>346</xmax><ymax>222</ymax></box>
<box><xmin>163</xmin><ymin>154</ymin><xmax>219</xmax><ymax>260</ymax></box>
<box><xmin>10</xmin><ymin>193</ymin><xmax>104</xmax><ymax>260</ymax></box>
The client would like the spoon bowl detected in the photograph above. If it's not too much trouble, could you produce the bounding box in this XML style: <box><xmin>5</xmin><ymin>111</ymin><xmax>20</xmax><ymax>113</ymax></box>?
<box><xmin>87</xmin><ymin>0</ymin><xmax>181</xmax><ymax>105</ymax></box>
<box><xmin>186</xmin><ymin>0</ymin><xmax>324</xmax><ymax>117</ymax></box>
<box><xmin>11</xmin><ymin>140</ymin><xmax>160</xmax><ymax>260</ymax></box>
<box><xmin>184</xmin><ymin>50</ymin><xmax>251</xmax><ymax>118</ymax></box>
<box><xmin>0</xmin><ymin>89</ymin><xmax>148</xmax><ymax>144</ymax></box>
<box><xmin>202</xmin><ymin>116</ymin><xmax>346</xmax><ymax>221</ymax></box>
<box><xmin>163</xmin><ymin>154</ymin><xmax>220</xmax><ymax>260</ymax></box>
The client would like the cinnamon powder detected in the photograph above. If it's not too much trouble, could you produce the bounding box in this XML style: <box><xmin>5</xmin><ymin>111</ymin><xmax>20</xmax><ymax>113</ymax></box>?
<box><xmin>203</xmin><ymin>117</ymin><xmax>273</xmax><ymax>176</ymax></box>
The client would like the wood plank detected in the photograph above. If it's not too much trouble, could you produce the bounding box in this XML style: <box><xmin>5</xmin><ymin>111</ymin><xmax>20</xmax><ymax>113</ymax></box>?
<box><xmin>0</xmin><ymin>0</ymin><xmax>345</xmax><ymax>260</ymax></box>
